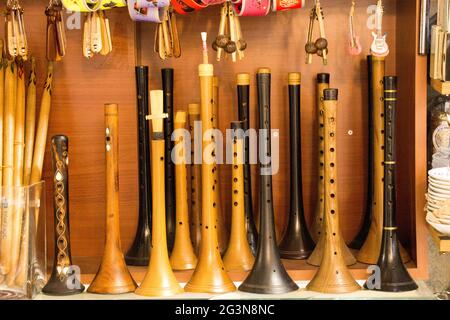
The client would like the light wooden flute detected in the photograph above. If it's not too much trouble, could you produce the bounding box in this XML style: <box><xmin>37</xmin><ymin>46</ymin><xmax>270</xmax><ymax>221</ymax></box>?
<box><xmin>188</xmin><ymin>103</ymin><xmax>202</xmax><ymax>255</ymax></box>
<box><xmin>306</xmin><ymin>89</ymin><xmax>360</xmax><ymax>293</ymax></box>
<box><xmin>0</xmin><ymin>41</ymin><xmax>5</xmax><ymax>252</ymax></box>
<box><xmin>6</xmin><ymin>60</ymin><xmax>26</xmax><ymax>285</ymax></box>
<box><xmin>223</xmin><ymin>121</ymin><xmax>254</xmax><ymax>272</ymax></box>
<box><xmin>170</xmin><ymin>111</ymin><xmax>197</xmax><ymax>271</ymax></box>
<box><xmin>23</xmin><ymin>57</ymin><xmax>36</xmax><ymax>186</ymax></box>
<box><xmin>185</xmin><ymin>33</ymin><xmax>235</xmax><ymax>293</ymax></box>
<box><xmin>135</xmin><ymin>91</ymin><xmax>182</xmax><ymax>297</ymax></box>
<box><xmin>88</xmin><ymin>103</ymin><xmax>137</xmax><ymax>294</ymax></box>
<box><xmin>311</xmin><ymin>73</ymin><xmax>329</xmax><ymax>243</ymax></box>
<box><xmin>0</xmin><ymin>59</ymin><xmax>18</xmax><ymax>277</ymax></box>
<box><xmin>211</xmin><ymin>76</ymin><xmax>228</xmax><ymax>255</ymax></box>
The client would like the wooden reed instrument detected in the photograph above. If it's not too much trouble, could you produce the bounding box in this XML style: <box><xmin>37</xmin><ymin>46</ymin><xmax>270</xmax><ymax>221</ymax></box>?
<box><xmin>364</xmin><ymin>76</ymin><xmax>417</xmax><ymax>292</ymax></box>
<box><xmin>239</xmin><ymin>68</ymin><xmax>298</xmax><ymax>294</ymax></box>
<box><xmin>0</xmin><ymin>44</ymin><xmax>4</xmax><ymax>254</ymax></box>
<box><xmin>357</xmin><ymin>56</ymin><xmax>410</xmax><ymax>264</ymax></box>
<box><xmin>188</xmin><ymin>103</ymin><xmax>202</xmax><ymax>255</ymax></box>
<box><xmin>162</xmin><ymin>68</ymin><xmax>176</xmax><ymax>253</ymax></box>
<box><xmin>306</xmin><ymin>89</ymin><xmax>360</xmax><ymax>294</ymax></box>
<box><xmin>6</xmin><ymin>59</ymin><xmax>26</xmax><ymax>285</ymax></box>
<box><xmin>212</xmin><ymin>76</ymin><xmax>228</xmax><ymax>255</ymax></box>
<box><xmin>42</xmin><ymin>135</ymin><xmax>85</xmax><ymax>295</ymax></box>
<box><xmin>23</xmin><ymin>57</ymin><xmax>36</xmax><ymax>186</ymax></box>
<box><xmin>185</xmin><ymin>33</ymin><xmax>235</xmax><ymax>293</ymax></box>
<box><xmin>236</xmin><ymin>72</ymin><xmax>258</xmax><ymax>255</ymax></box>
<box><xmin>170</xmin><ymin>111</ymin><xmax>197</xmax><ymax>271</ymax></box>
<box><xmin>88</xmin><ymin>104</ymin><xmax>136</xmax><ymax>294</ymax></box>
<box><xmin>308</xmin><ymin>75</ymin><xmax>356</xmax><ymax>267</ymax></box>
<box><xmin>349</xmin><ymin>56</ymin><xmax>374</xmax><ymax>249</ymax></box>
<box><xmin>135</xmin><ymin>91</ymin><xmax>182</xmax><ymax>296</ymax></box>
<box><xmin>0</xmin><ymin>59</ymin><xmax>17</xmax><ymax>277</ymax></box>
<box><xmin>125</xmin><ymin>66</ymin><xmax>152</xmax><ymax>266</ymax></box>
<box><xmin>311</xmin><ymin>73</ymin><xmax>329</xmax><ymax>242</ymax></box>
<box><xmin>279</xmin><ymin>72</ymin><xmax>314</xmax><ymax>259</ymax></box>
<box><xmin>223</xmin><ymin>121</ymin><xmax>254</xmax><ymax>272</ymax></box>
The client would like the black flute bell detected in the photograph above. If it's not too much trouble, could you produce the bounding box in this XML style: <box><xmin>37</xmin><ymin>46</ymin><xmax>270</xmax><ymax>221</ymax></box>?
<box><xmin>239</xmin><ymin>68</ymin><xmax>298</xmax><ymax>294</ymax></box>
<box><xmin>279</xmin><ymin>72</ymin><xmax>315</xmax><ymax>259</ymax></box>
<box><xmin>126</xmin><ymin>66</ymin><xmax>152</xmax><ymax>266</ymax></box>
<box><xmin>364</xmin><ymin>76</ymin><xmax>418</xmax><ymax>292</ymax></box>
<box><xmin>42</xmin><ymin>135</ymin><xmax>85</xmax><ymax>295</ymax></box>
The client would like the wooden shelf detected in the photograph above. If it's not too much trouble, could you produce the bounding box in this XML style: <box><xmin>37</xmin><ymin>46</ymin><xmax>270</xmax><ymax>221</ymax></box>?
<box><xmin>428</xmin><ymin>225</ymin><xmax>450</xmax><ymax>253</ymax></box>
<box><xmin>431</xmin><ymin>78</ymin><xmax>450</xmax><ymax>95</ymax></box>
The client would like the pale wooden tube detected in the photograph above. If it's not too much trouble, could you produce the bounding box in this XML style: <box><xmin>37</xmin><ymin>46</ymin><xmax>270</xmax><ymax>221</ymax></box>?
<box><xmin>188</xmin><ymin>103</ymin><xmax>202</xmax><ymax>255</ymax></box>
<box><xmin>311</xmin><ymin>74</ymin><xmax>329</xmax><ymax>242</ymax></box>
<box><xmin>184</xmin><ymin>63</ymin><xmax>235</xmax><ymax>293</ymax></box>
<box><xmin>170</xmin><ymin>111</ymin><xmax>197</xmax><ymax>271</ymax></box>
<box><xmin>23</xmin><ymin>57</ymin><xmax>36</xmax><ymax>186</ymax></box>
<box><xmin>30</xmin><ymin>62</ymin><xmax>54</xmax><ymax>185</ymax></box>
<box><xmin>212</xmin><ymin>76</ymin><xmax>228</xmax><ymax>255</ymax></box>
<box><xmin>135</xmin><ymin>91</ymin><xmax>182</xmax><ymax>296</ymax></box>
<box><xmin>6</xmin><ymin>60</ymin><xmax>26</xmax><ymax>285</ymax></box>
<box><xmin>88</xmin><ymin>103</ymin><xmax>137</xmax><ymax>294</ymax></box>
<box><xmin>0</xmin><ymin>59</ymin><xmax>18</xmax><ymax>276</ymax></box>
<box><xmin>15</xmin><ymin>58</ymin><xmax>37</xmax><ymax>287</ymax></box>
<box><xmin>223</xmin><ymin>122</ymin><xmax>254</xmax><ymax>272</ymax></box>
<box><xmin>306</xmin><ymin>89</ymin><xmax>360</xmax><ymax>293</ymax></box>
<box><xmin>0</xmin><ymin>41</ymin><xmax>5</xmax><ymax>242</ymax></box>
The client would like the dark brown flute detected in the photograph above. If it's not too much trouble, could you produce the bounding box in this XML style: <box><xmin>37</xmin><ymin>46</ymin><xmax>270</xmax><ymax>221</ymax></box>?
<box><xmin>125</xmin><ymin>66</ymin><xmax>152</xmax><ymax>266</ymax></box>
<box><xmin>236</xmin><ymin>73</ymin><xmax>258</xmax><ymax>255</ymax></box>
<box><xmin>279</xmin><ymin>72</ymin><xmax>314</xmax><ymax>259</ymax></box>
<box><xmin>239</xmin><ymin>68</ymin><xmax>298</xmax><ymax>294</ymax></box>
<box><xmin>364</xmin><ymin>76</ymin><xmax>417</xmax><ymax>292</ymax></box>
<box><xmin>42</xmin><ymin>135</ymin><xmax>85</xmax><ymax>295</ymax></box>
<box><xmin>162</xmin><ymin>68</ymin><xmax>176</xmax><ymax>253</ymax></box>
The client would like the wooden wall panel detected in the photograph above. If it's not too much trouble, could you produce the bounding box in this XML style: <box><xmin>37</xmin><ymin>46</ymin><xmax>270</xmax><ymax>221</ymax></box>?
<box><xmin>138</xmin><ymin>0</ymin><xmax>397</xmax><ymax>244</ymax></box>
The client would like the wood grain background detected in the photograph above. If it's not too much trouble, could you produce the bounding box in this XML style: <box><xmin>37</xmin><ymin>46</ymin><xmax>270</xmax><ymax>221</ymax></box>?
<box><xmin>1</xmin><ymin>0</ymin><xmax>423</xmax><ymax>277</ymax></box>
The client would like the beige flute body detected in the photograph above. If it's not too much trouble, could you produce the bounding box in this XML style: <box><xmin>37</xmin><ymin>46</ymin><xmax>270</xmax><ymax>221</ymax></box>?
<box><xmin>170</xmin><ymin>111</ymin><xmax>197</xmax><ymax>271</ymax></box>
<box><xmin>136</xmin><ymin>90</ymin><xmax>182</xmax><ymax>297</ymax></box>
<box><xmin>184</xmin><ymin>64</ymin><xmax>235</xmax><ymax>293</ymax></box>
<box><xmin>88</xmin><ymin>104</ymin><xmax>136</xmax><ymax>294</ymax></box>
<box><xmin>7</xmin><ymin>61</ymin><xmax>26</xmax><ymax>285</ymax></box>
<box><xmin>1</xmin><ymin>59</ymin><xmax>17</xmax><ymax>276</ymax></box>
<box><xmin>211</xmin><ymin>76</ymin><xmax>228</xmax><ymax>255</ymax></box>
<box><xmin>0</xmin><ymin>42</ymin><xmax>5</xmax><ymax>247</ymax></box>
<box><xmin>136</xmin><ymin>139</ymin><xmax>182</xmax><ymax>296</ymax></box>
<box><xmin>307</xmin><ymin>92</ymin><xmax>360</xmax><ymax>294</ymax></box>
<box><xmin>223</xmin><ymin>133</ymin><xmax>254</xmax><ymax>272</ymax></box>
<box><xmin>311</xmin><ymin>80</ymin><xmax>329</xmax><ymax>242</ymax></box>
<box><xmin>23</xmin><ymin>57</ymin><xmax>36</xmax><ymax>186</ymax></box>
<box><xmin>188</xmin><ymin>103</ymin><xmax>202</xmax><ymax>255</ymax></box>
<box><xmin>15</xmin><ymin>59</ymin><xmax>37</xmax><ymax>287</ymax></box>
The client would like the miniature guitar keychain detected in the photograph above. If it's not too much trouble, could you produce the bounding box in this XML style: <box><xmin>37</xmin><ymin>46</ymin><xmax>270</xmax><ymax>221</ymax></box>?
<box><xmin>348</xmin><ymin>1</ymin><xmax>362</xmax><ymax>55</ymax></box>
<box><xmin>154</xmin><ymin>6</ymin><xmax>182</xmax><ymax>60</ymax></box>
<box><xmin>46</xmin><ymin>0</ymin><xmax>67</xmax><ymax>61</ymax></box>
<box><xmin>370</xmin><ymin>0</ymin><xmax>389</xmax><ymax>57</ymax></box>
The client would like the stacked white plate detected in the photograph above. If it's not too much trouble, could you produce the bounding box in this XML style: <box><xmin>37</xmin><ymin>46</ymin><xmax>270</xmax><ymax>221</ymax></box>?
<box><xmin>427</xmin><ymin>167</ymin><xmax>450</xmax><ymax>235</ymax></box>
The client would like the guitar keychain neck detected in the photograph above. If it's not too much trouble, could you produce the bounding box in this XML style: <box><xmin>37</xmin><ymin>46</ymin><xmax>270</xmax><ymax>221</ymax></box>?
<box><xmin>370</xmin><ymin>0</ymin><xmax>389</xmax><ymax>57</ymax></box>
<box><xmin>348</xmin><ymin>1</ymin><xmax>362</xmax><ymax>55</ymax></box>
